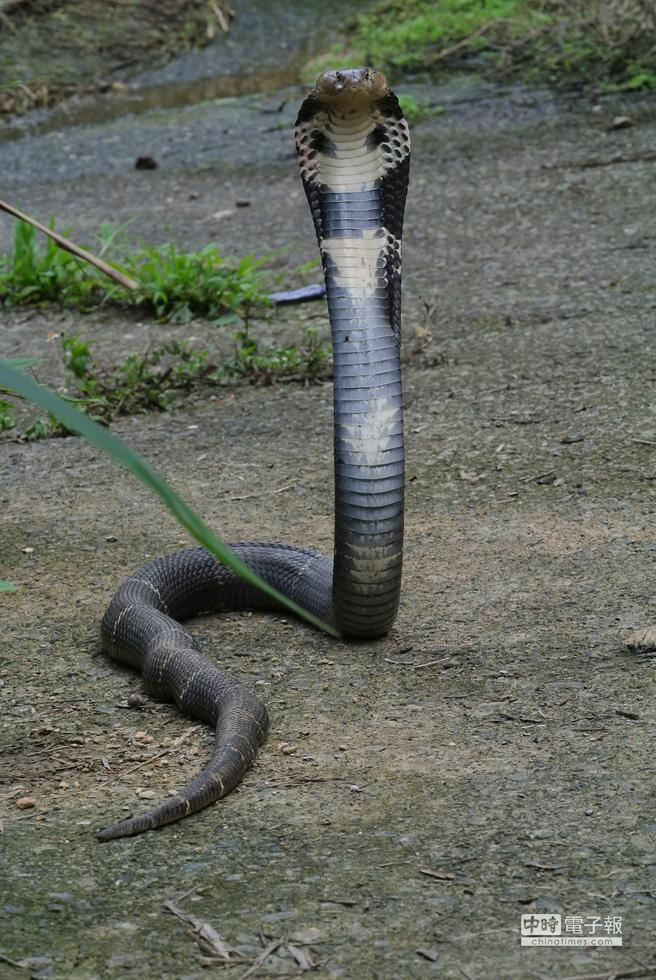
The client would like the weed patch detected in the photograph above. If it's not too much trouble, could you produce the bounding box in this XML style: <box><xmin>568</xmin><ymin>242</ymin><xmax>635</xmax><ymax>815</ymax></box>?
<box><xmin>396</xmin><ymin>93</ymin><xmax>443</xmax><ymax>122</ymax></box>
<box><xmin>0</xmin><ymin>220</ymin><xmax>269</xmax><ymax>322</ymax></box>
<box><xmin>221</xmin><ymin>326</ymin><xmax>332</xmax><ymax>386</ymax></box>
<box><xmin>329</xmin><ymin>0</ymin><xmax>656</xmax><ymax>92</ymax></box>
<box><xmin>4</xmin><ymin>326</ymin><xmax>332</xmax><ymax>441</ymax></box>
<box><xmin>0</xmin><ymin>398</ymin><xmax>16</xmax><ymax>433</ymax></box>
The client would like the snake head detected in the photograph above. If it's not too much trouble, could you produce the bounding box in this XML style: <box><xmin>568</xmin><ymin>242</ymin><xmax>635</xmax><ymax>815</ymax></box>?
<box><xmin>312</xmin><ymin>67</ymin><xmax>389</xmax><ymax>108</ymax></box>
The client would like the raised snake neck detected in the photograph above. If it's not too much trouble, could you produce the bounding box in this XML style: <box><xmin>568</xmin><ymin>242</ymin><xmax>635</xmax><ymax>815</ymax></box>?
<box><xmin>97</xmin><ymin>68</ymin><xmax>410</xmax><ymax>841</ymax></box>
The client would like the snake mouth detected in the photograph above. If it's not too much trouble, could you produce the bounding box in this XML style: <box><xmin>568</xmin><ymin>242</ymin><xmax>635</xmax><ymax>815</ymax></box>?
<box><xmin>312</xmin><ymin>67</ymin><xmax>389</xmax><ymax>108</ymax></box>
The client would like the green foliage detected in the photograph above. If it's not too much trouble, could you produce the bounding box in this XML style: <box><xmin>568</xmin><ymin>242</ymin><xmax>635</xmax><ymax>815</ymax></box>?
<box><xmin>23</xmin><ymin>416</ymin><xmax>56</xmax><ymax>441</ymax></box>
<box><xmin>0</xmin><ymin>579</ymin><xmax>17</xmax><ymax>592</ymax></box>
<box><xmin>342</xmin><ymin>0</ymin><xmax>656</xmax><ymax>91</ymax></box>
<box><xmin>62</xmin><ymin>334</ymin><xmax>92</xmax><ymax>379</ymax></box>
<box><xmin>0</xmin><ymin>219</ymin><xmax>100</xmax><ymax>307</ymax></box>
<box><xmin>5</xmin><ymin>327</ymin><xmax>333</xmax><ymax>440</ymax></box>
<box><xmin>397</xmin><ymin>93</ymin><xmax>443</xmax><ymax>122</ymax></box>
<box><xmin>0</xmin><ymin>220</ymin><xmax>269</xmax><ymax>321</ymax></box>
<box><xmin>222</xmin><ymin>325</ymin><xmax>332</xmax><ymax>386</ymax></box>
<box><xmin>0</xmin><ymin>398</ymin><xmax>16</xmax><ymax>432</ymax></box>
<box><xmin>355</xmin><ymin>0</ymin><xmax>534</xmax><ymax>71</ymax></box>
<box><xmin>117</xmin><ymin>244</ymin><xmax>268</xmax><ymax>324</ymax></box>
<box><xmin>58</xmin><ymin>335</ymin><xmax>216</xmax><ymax>423</ymax></box>
<box><xmin>614</xmin><ymin>66</ymin><xmax>656</xmax><ymax>91</ymax></box>
<box><xmin>0</xmin><ymin>359</ymin><xmax>338</xmax><ymax>636</ymax></box>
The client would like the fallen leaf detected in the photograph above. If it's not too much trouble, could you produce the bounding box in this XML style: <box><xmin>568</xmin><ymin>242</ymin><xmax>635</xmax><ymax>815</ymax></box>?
<box><xmin>197</xmin><ymin>922</ymin><xmax>232</xmax><ymax>960</ymax></box>
<box><xmin>288</xmin><ymin>943</ymin><xmax>315</xmax><ymax>970</ymax></box>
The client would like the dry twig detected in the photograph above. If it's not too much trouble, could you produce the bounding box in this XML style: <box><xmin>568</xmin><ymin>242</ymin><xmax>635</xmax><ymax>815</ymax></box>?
<box><xmin>0</xmin><ymin>199</ymin><xmax>139</xmax><ymax>291</ymax></box>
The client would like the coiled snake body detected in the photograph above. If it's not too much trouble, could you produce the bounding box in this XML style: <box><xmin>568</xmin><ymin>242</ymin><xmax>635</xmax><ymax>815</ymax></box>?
<box><xmin>98</xmin><ymin>68</ymin><xmax>410</xmax><ymax>841</ymax></box>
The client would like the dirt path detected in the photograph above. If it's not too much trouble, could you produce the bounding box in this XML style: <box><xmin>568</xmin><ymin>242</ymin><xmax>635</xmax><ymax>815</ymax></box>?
<box><xmin>1</xmin><ymin>67</ymin><xmax>656</xmax><ymax>979</ymax></box>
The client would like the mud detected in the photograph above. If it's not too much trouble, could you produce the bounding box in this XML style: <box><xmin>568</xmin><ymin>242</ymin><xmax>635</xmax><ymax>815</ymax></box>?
<box><xmin>1</xmin><ymin>48</ymin><xmax>656</xmax><ymax>980</ymax></box>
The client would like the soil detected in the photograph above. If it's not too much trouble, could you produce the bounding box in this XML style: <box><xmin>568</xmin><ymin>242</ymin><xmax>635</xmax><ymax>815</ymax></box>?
<box><xmin>1</xmin><ymin>11</ymin><xmax>656</xmax><ymax>980</ymax></box>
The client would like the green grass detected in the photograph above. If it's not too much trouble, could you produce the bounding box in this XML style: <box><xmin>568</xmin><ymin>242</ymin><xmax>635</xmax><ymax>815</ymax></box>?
<box><xmin>315</xmin><ymin>0</ymin><xmax>656</xmax><ymax>92</ymax></box>
<box><xmin>0</xmin><ymin>220</ymin><xmax>269</xmax><ymax>322</ymax></box>
<box><xmin>0</xmin><ymin>397</ymin><xmax>15</xmax><ymax>432</ymax></box>
<box><xmin>121</xmin><ymin>243</ymin><xmax>267</xmax><ymax>324</ymax></box>
<box><xmin>396</xmin><ymin>93</ymin><xmax>443</xmax><ymax>122</ymax></box>
<box><xmin>221</xmin><ymin>325</ymin><xmax>331</xmax><ymax>386</ymax></box>
<box><xmin>356</xmin><ymin>0</ymin><xmax>537</xmax><ymax>72</ymax></box>
<box><xmin>4</xmin><ymin>327</ymin><xmax>332</xmax><ymax>440</ymax></box>
<box><xmin>0</xmin><ymin>219</ymin><xmax>334</xmax><ymax>437</ymax></box>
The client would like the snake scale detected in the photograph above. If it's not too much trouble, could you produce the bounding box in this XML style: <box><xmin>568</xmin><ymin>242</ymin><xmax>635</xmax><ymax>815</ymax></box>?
<box><xmin>97</xmin><ymin>67</ymin><xmax>410</xmax><ymax>841</ymax></box>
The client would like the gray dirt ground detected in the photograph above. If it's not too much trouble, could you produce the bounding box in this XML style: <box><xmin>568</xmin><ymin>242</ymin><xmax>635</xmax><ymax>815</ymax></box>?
<box><xmin>1</xmin><ymin>56</ymin><xmax>656</xmax><ymax>980</ymax></box>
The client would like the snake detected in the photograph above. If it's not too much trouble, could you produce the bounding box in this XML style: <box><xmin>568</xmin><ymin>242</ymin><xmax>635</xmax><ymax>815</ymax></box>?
<box><xmin>97</xmin><ymin>67</ymin><xmax>410</xmax><ymax>841</ymax></box>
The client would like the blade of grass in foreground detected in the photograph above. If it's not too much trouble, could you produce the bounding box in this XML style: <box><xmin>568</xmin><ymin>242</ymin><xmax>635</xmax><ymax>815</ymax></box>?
<box><xmin>0</xmin><ymin>361</ymin><xmax>338</xmax><ymax>637</ymax></box>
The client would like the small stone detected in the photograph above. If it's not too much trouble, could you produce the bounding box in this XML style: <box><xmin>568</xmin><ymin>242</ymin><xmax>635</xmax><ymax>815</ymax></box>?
<box><xmin>278</xmin><ymin>742</ymin><xmax>298</xmax><ymax>754</ymax></box>
<box><xmin>16</xmin><ymin>797</ymin><xmax>36</xmax><ymax>809</ymax></box>
<box><xmin>609</xmin><ymin>115</ymin><xmax>633</xmax><ymax>130</ymax></box>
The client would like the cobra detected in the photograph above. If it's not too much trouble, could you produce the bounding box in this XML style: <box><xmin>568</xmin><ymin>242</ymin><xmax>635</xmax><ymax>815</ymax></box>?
<box><xmin>97</xmin><ymin>67</ymin><xmax>410</xmax><ymax>841</ymax></box>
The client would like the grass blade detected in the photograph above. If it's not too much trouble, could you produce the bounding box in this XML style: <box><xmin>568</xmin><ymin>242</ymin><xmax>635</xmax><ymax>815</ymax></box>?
<box><xmin>0</xmin><ymin>361</ymin><xmax>338</xmax><ymax>637</ymax></box>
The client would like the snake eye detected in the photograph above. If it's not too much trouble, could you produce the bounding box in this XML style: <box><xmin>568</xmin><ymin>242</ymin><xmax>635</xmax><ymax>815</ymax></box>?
<box><xmin>335</xmin><ymin>71</ymin><xmax>344</xmax><ymax>83</ymax></box>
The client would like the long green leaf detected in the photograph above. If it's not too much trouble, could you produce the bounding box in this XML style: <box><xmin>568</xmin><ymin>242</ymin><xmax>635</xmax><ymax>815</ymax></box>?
<box><xmin>0</xmin><ymin>362</ymin><xmax>338</xmax><ymax>636</ymax></box>
<box><xmin>0</xmin><ymin>356</ymin><xmax>43</xmax><ymax>395</ymax></box>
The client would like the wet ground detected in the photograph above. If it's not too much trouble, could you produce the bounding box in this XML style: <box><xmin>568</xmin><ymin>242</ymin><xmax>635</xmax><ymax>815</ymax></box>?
<box><xmin>1</xmin><ymin>14</ymin><xmax>656</xmax><ymax>980</ymax></box>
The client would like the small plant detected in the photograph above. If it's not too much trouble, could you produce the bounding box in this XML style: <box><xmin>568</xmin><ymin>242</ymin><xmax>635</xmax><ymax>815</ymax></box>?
<box><xmin>62</xmin><ymin>334</ymin><xmax>92</xmax><ymax>378</ymax></box>
<box><xmin>0</xmin><ymin>220</ymin><xmax>269</xmax><ymax>321</ymax></box>
<box><xmin>60</xmin><ymin>335</ymin><xmax>217</xmax><ymax>421</ymax></box>
<box><xmin>221</xmin><ymin>325</ymin><xmax>332</xmax><ymax>385</ymax></box>
<box><xmin>0</xmin><ymin>398</ymin><xmax>16</xmax><ymax>432</ymax></box>
<box><xmin>8</xmin><ymin>336</ymin><xmax>216</xmax><ymax>439</ymax></box>
<box><xmin>2</xmin><ymin>326</ymin><xmax>332</xmax><ymax>440</ymax></box>
<box><xmin>397</xmin><ymin>93</ymin><xmax>442</xmax><ymax>122</ymax></box>
<box><xmin>614</xmin><ymin>65</ymin><xmax>656</xmax><ymax>91</ymax></box>
<box><xmin>116</xmin><ymin>244</ymin><xmax>269</xmax><ymax>323</ymax></box>
<box><xmin>0</xmin><ymin>220</ymin><xmax>102</xmax><ymax>308</ymax></box>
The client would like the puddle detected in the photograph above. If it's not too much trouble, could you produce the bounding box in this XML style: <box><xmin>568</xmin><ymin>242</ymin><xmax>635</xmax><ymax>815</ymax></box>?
<box><xmin>2</xmin><ymin>64</ymin><xmax>305</xmax><ymax>141</ymax></box>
